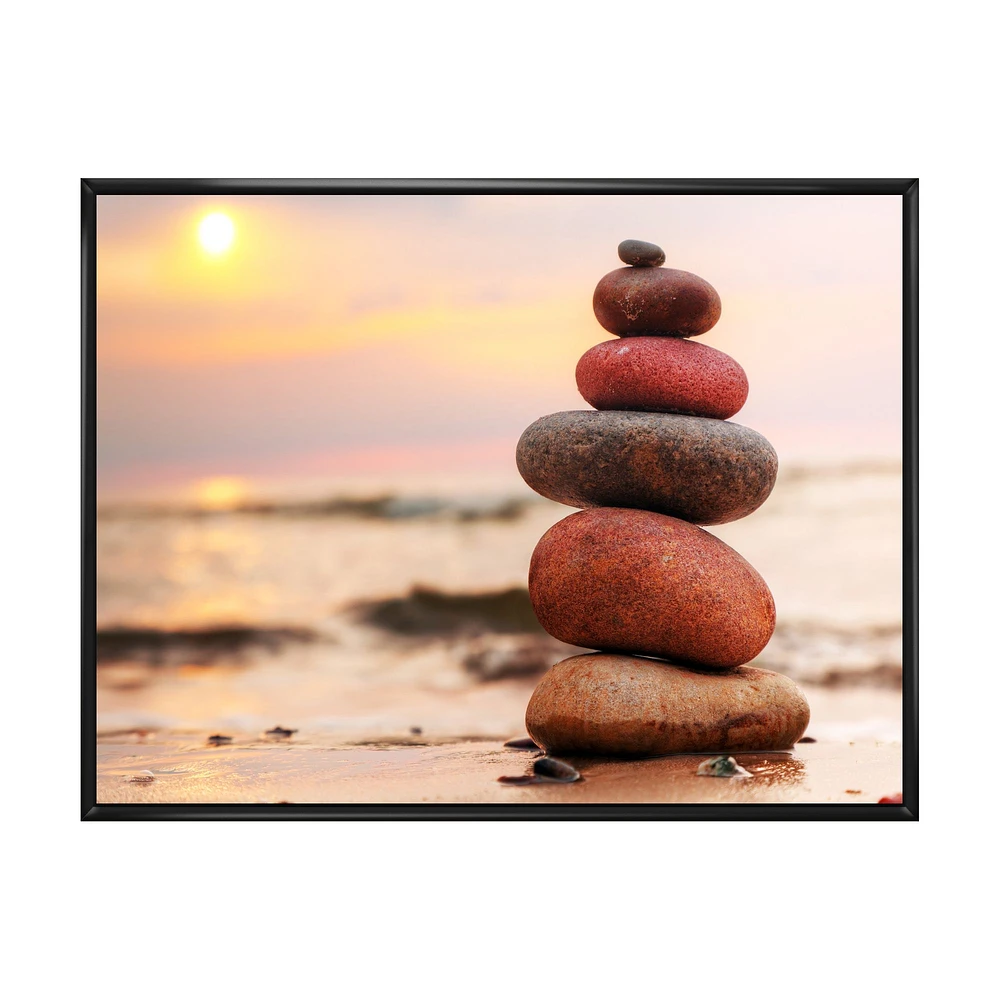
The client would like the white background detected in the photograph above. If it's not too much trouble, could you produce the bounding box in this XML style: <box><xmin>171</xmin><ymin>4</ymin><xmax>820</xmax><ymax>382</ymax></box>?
<box><xmin>1</xmin><ymin>2</ymin><xmax>994</xmax><ymax>996</ymax></box>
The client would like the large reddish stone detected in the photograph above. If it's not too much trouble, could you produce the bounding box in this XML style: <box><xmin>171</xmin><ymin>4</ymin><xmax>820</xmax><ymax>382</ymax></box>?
<box><xmin>516</xmin><ymin>410</ymin><xmax>777</xmax><ymax>525</ymax></box>
<box><xmin>525</xmin><ymin>653</ymin><xmax>810</xmax><ymax>757</ymax></box>
<box><xmin>593</xmin><ymin>267</ymin><xmax>721</xmax><ymax>337</ymax></box>
<box><xmin>528</xmin><ymin>508</ymin><xmax>775</xmax><ymax>668</ymax></box>
<box><xmin>576</xmin><ymin>337</ymin><xmax>749</xmax><ymax>419</ymax></box>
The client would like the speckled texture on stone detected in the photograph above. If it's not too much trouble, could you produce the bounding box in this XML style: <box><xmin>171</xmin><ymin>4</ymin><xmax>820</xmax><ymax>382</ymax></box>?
<box><xmin>593</xmin><ymin>267</ymin><xmax>721</xmax><ymax>337</ymax></box>
<box><xmin>516</xmin><ymin>410</ymin><xmax>777</xmax><ymax>525</ymax></box>
<box><xmin>618</xmin><ymin>239</ymin><xmax>666</xmax><ymax>267</ymax></box>
<box><xmin>576</xmin><ymin>337</ymin><xmax>749</xmax><ymax>419</ymax></box>
<box><xmin>528</xmin><ymin>508</ymin><xmax>776</xmax><ymax>668</ymax></box>
<box><xmin>525</xmin><ymin>653</ymin><xmax>810</xmax><ymax>756</ymax></box>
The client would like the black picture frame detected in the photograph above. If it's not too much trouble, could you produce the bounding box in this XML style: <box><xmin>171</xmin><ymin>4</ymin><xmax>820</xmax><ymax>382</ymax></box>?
<box><xmin>82</xmin><ymin>178</ymin><xmax>918</xmax><ymax>821</ymax></box>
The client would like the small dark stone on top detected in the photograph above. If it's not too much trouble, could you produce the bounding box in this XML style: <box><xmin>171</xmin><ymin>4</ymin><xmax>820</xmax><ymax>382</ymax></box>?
<box><xmin>410</xmin><ymin>726</ymin><xmax>423</xmax><ymax>735</ymax></box>
<box><xmin>618</xmin><ymin>239</ymin><xmax>665</xmax><ymax>268</ymax></box>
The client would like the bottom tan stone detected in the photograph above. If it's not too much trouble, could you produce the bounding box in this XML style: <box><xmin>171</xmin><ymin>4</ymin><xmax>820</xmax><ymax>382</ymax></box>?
<box><xmin>525</xmin><ymin>653</ymin><xmax>810</xmax><ymax>757</ymax></box>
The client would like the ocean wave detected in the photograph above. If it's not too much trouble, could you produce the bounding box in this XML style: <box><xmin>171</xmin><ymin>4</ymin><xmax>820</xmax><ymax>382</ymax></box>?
<box><xmin>96</xmin><ymin>624</ymin><xmax>320</xmax><ymax>666</ymax></box>
<box><xmin>459</xmin><ymin>633</ymin><xmax>582</xmax><ymax>681</ymax></box>
<box><xmin>776</xmin><ymin>458</ymin><xmax>902</xmax><ymax>484</ymax></box>
<box><xmin>351</xmin><ymin>585</ymin><xmax>544</xmax><ymax>637</ymax></box>
<box><xmin>351</xmin><ymin>587</ymin><xmax>903</xmax><ymax>688</ymax></box>
<box><xmin>98</xmin><ymin>494</ymin><xmax>539</xmax><ymax>522</ymax></box>
<box><xmin>755</xmin><ymin>619</ymin><xmax>902</xmax><ymax>687</ymax></box>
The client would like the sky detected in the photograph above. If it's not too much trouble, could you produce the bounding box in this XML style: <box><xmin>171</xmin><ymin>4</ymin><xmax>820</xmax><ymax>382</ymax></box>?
<box><xmin>97</xmin><ymin>193</ymin><xmax>902</xmax><ymax>503</ymax></box>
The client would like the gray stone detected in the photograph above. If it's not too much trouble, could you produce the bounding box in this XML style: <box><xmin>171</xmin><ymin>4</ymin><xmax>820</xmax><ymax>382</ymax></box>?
<box><xmin>516</xmin><ymin>410</ymin><xmax>778</xmax><ymax>525</ymax></box>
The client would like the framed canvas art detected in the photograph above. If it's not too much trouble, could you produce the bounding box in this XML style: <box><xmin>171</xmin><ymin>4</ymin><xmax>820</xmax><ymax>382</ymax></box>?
<box><xmin>82</xmin><ymin>178</ymin><xmax>917</xmax><ymax>819</ymax></box>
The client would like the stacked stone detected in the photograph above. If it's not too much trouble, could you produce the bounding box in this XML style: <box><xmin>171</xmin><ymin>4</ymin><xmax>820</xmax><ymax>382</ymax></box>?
<box><xmin>515</xmin><ymin>240</ymin><xmax>809</xmax><ymax>757</ymax></box>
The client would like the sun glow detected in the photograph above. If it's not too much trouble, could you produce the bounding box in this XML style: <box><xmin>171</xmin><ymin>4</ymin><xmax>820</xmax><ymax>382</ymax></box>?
<box><xmin>194</xmin><ymin>476</ymin><xmax>250</xmax><ymax>511</ymax></box>
<box><xmin>198</xmin><ymin>212</ymin><xmax>235</xmax><ymax>254</ymax></box>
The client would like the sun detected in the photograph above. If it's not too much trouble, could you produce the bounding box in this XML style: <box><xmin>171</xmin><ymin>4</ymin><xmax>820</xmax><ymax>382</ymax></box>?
<box><xmin>198</xmin><ymin>212</ymin><xmax>235</xmax><ymax>254</ymax></box>
<box><xmin>194</xmin><ymin>476</ymin><xmax>250</xmax><ymax>511</ymax></box>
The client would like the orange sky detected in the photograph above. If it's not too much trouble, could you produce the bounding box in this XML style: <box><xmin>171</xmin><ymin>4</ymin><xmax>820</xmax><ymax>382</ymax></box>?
<box><xmin>97</xmin><ymin>193</ymin><xmax>902</xmax><ymax>500</ymax></box>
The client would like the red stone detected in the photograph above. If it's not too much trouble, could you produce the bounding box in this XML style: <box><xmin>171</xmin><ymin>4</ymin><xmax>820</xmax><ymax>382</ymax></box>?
<box><xmin>576</xmin><ymin>337</ymin><xmax>749</xmax><ymax>419</ymax></box>
<box><xmin>878</xmin><ymin>793</ymin><xmax>904</xmax><ymax>804</ymax></box>
<box><xmin>529</xmin><ymin>508</ymin><xmax>776</xmax><ymax>669</ymax></box>
<box><xmin>593</xmin><ymin>267</ymin><xmax>722</xmax><ymax>337</ymax></box>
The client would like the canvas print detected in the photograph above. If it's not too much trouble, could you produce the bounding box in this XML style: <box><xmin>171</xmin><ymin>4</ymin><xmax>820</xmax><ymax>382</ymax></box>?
<box><xmin>91</xmin><ymin>189</ymin><xmax>907</xmax><ymax>811</ymax></box>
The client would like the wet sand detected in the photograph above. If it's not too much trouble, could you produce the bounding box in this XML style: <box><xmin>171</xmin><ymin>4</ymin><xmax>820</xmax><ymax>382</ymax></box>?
<box><xmin>98</xmin><ymin>737</ymin><xmax>901</xmax><ymax>806</ymax></box>
<box><xmin>97</xmin><ymin>684</ymin><xmax>901</xmax><ymax>805</ymax></box>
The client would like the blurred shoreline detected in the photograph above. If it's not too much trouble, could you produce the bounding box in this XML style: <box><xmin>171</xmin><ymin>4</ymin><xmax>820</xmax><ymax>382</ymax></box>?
<box><xmin>97</xmin><ymin>456</ymin><xmax>902</xmax><ymax>518</ymax></box>
<box><xmin>97</xmin><ymin>459</ymin><xmax>903</xmax><ymax>684</ymax></box>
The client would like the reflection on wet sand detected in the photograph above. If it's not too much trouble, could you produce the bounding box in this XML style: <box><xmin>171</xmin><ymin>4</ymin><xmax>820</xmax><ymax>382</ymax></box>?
<box><xmin>97</xmin><ymin>732</ymin><xmax>897</xmax><ymax>806</ymax></box>
<box><xmin>551</xmin><ymin>751</ymin><xmax>807</xmax><ymax>803</ymax></box>
<box><xmin>743</xmin><ymin>754</ymin><xmax>807</xmax><ymax>786</ymax></box>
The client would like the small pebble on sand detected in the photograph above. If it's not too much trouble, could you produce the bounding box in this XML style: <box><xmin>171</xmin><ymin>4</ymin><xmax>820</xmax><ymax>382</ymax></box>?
<box><xmin>696</xmin><ymin>756</ymin><xmax>751</xmax><ymax>778</ymax></box>
<box><xmin>503</xmin><ymin>737</ymin><xmax>540</xmax><ymax>750</ymax></box>
<box><xmin>533</xmin><ymin>756</ymin><xmax>581</xmax><ymax>782</ymax></box>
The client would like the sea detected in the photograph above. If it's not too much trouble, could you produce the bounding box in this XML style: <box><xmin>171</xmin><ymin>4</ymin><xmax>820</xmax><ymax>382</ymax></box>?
<box><xmin>96</xmin><ymin>461</ymin><xmax>903</xmax><ymax>741</ymax></box>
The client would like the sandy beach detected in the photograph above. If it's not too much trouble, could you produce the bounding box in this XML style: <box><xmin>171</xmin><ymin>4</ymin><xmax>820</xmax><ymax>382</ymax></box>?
<box><xmin>97</xmin><ymin>684</ymin><xmax>900</xmax><ymax>805</ymax></box>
